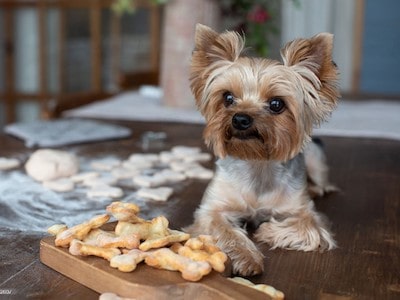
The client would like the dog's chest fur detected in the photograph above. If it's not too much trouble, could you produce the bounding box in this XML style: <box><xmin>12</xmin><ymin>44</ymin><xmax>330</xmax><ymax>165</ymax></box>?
<box><xmin>204</xmin><ymin>154</ymin><xmax>308</xmax><ymax>217</ymax></box>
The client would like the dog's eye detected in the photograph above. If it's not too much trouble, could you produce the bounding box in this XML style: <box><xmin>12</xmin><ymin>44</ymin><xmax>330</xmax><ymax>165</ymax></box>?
<box><xmin>268</xmin><ymin>98</ymin><xmax>285</xmax><ymax>114</ymax></box>
<box><xmin>223</xmin><ymin>92</ymin><xmax>235</xmax><ymax>107</ymax></box>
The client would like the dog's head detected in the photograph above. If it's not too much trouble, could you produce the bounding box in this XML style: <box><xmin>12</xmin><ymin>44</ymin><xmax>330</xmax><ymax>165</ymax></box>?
<box><xmin>190</xmin><ymin>24</ymin><xmax>340</xmax><ymax>161</ymax></box>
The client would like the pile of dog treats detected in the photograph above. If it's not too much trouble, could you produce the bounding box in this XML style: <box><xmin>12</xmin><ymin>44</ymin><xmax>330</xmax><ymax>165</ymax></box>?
<box><xmin>47</xmin><ymin>201</ymin><xmax>227</xmax><ymax>282</ymax></box>
<box><xmin>48</xmin><ymin>202</ymin><xmax>285</xmax><ymax>299</ymax></box>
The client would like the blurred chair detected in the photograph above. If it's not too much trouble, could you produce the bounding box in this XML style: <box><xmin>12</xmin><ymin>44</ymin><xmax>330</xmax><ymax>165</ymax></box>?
<box><xmin>0</xmin><ymin>0</ymin><xmax>161</xmax><ymax>121</ymax></box>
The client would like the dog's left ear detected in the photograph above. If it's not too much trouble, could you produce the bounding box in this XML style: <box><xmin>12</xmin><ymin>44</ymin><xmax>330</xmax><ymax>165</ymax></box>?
<box><xmin>281</xmin><ymin>33</ymin><xmax>340</xmax><ymax>124</ymax></box>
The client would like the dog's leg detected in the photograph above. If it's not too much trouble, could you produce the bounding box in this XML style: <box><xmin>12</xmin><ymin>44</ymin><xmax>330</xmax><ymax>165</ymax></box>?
<box><xmin>304</xmin><ymin>139</ymin><xmax>338</xmax><ymax>197</ymax></box>
<box><xmin>185</xmin><ymin>210</ymin><xmax>264</xmax><ymax>276</ymax></box>
<box><xmin>254</xmin><ymin>201</ymin><xmax>336</xmax><ymax>251</ymax></box>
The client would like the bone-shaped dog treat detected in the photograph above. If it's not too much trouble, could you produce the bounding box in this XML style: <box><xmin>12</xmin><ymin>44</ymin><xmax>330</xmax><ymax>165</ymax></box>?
<box><xmin>145</xmin><ymin>248</ymin><xmax>212</xmax><ymax>281</ymax></box>
<box><xmin>99</xmin><ymin>292</ymin><xmax>135</xmax><ymax>300</ymax></box>
<box><xmin>115</xmin><ymin>217</ymin><xmax>189</xmax><ymax>251</ymax></box>
<box><xmin>171</xmin><ymin>235</ymin><xmax>227</xmax><ymax>272</ymax></box>
<box><xmin>115</xmin><ymin>216</ymin><xmax>170</xmax><ymax>240</ymax></box>
<box><xmin>139</xmin><ymin>229</ymin><xmax>190</xmax><ymax>251</ymax></box>
<box><xmin>48</xmin><ymin>201</ymin><xmax>230</xmax><ymax>283</ymax></box>
<box><xmin>69</xmin><ymin>239</ymin><xmax>121</xmax><ymax>261</ymax></box>
<box><xmin>228</xmin><ymin>277</ymin><xmax>285</xmax><ymax>300</ymax></box>
<box><xmin>47</xmin><ymin>224</ymin><xmax>68</xmax><ymax>236</ymax></box>
<box><xmin>110</xmin><ymin>249</ymin><xmax>149</xmax><ymax>272</ymax></box>
<box><xmin>106</xmin><ymin>201</ymin><xmax>144</xmax><ymax>223</ymax></box>
<box><xmin>186</xmin><ymin>235</ymin><xmax>221</xmax><ymax>253</ymax></box>
<box><xmin>54</xmin><ymin>214</ymin><xmax>110</xmax><ymax>247</ymax></box>
<box><xmin>83</xmin><ymin>229</ymin><xmax>139</xmax><ymax>249</ymax></box>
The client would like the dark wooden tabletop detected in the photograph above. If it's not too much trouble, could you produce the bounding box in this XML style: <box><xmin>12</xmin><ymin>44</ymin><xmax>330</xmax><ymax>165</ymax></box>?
<box><xmin>0</xmin><ymin>119</ymin><xmax>399</xmax><ymax>300</ymax></box>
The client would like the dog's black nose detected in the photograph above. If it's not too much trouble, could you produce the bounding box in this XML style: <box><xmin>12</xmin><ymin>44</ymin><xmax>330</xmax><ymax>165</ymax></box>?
<box><xmin>232</xmin><ymin>113</ymin><xmax>253</xmax><ymax>130</ymax></box>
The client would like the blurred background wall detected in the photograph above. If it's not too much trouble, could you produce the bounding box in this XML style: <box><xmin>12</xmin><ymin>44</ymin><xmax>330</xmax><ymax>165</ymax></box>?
<box><xmin>0</xmin><ymin>0</ymin><xmax>399</xmax><ymax>128</ymax></box>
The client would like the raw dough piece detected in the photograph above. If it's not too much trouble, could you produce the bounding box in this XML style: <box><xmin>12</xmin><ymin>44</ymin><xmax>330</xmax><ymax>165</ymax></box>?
<box><xmin>132</xmin><ymin>174</ymin><xmax>163</xmax><ymax>188</ymax></box>
<box><xmin>70</xmin><ymin>172</ymin><xmax>99</xmax><ymax>183</ymax></box>
<box><xmin>169</xmin><ymin>161</ymin><xmax>201</xmax><ymax>172</ymax></box>
<box><xmin>159</xmin><ymin>151</ymin><xmax>178</xmax><ymax>164</ymax></box>
<box><xmin>183</xmin><ymin>152</ymin><xmax>212</xmax><ymax>163</ymax></box>
<box><xmin>133</xmin><ymin>169</ymin><xmax>186</xmax><ymax>188</ymax></box>
<box><xmin>128</xmin><ymin>153</ymin><xmax>159</xmax><ymax>164</ymax></box>
<box><xmin>171</xmin><ymin>146</ymin><xmax>201</xmax><ymax>158</ymax></box>
<box><xmin>158</xmin><ymin>169</ymin><xmax>186</xmax><ymax>183</ymax></box>
<box><xmin>122</xmin><ymin>160</ymin><xmax>153</xmax><ymax>171</ymax></box>
<box><xmin>137</xmin><ymin>187</ymin><xmax>173</xmax><ymax>202</ymax></box>
<box><xmin>184</xmin><ymin>166</ymin><xmax>214</xmax><ymax>180</ymax></box>
<box><xmin>111</xmin><ymin>167</ymin><xmax>140</xmax><ymax>180</ymax></box>
<box><xmin>0</xmin><ymin>157</ymin><xmax>20</xmax><ymax>170</ymax></box>
<box><xmin>82</xmin><ymin>175</ymin><xmax>118</xmax><ymax>187</ymax></box>
<box><xmin>90</xmin><ymin>158</ymin><xmax>121</xmax><ymax>171</ymax></box>
<box><xmin>87</xmin><ymin>186</ymin><xmax>124</xmax><ymax>198</ymax></box>
<box><xmin>43</xmin><ymin>178</ymin><xmax>75</xmax><ymax>192</ymax></box>
<box><xmin>25</xmin><ymin>149</ymin><xmax>79</xmax><ymax>182</ymax></box>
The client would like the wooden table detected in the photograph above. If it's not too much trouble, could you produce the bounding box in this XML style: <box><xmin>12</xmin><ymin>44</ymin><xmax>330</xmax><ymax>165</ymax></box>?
<box><xmin>0</xmin><ymin>120</ymin><xmax>399</xmax><ymax>299</ymax></box>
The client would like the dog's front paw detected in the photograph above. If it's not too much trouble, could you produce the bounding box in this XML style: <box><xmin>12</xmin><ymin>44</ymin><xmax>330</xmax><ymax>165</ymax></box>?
<box><xmin>254</xmin><ymin>215</ymin><xmax>336</xmax><ymax>251</ymax></box>
<box><xmin>229</xmin><ymin>248</ymin><xmax>264</xmax><ymax>276</ymax></box>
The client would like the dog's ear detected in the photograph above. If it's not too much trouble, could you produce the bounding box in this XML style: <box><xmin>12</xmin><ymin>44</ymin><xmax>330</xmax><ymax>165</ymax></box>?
<box><xmin>281</xmin><ymin>33</ymin><xmax>340</xmax><ymax>124</ymax></box>
<box><xmin>190</xmin><ymin>24</ymin><xmax>244</xmax><ymax>106</ymax></box>
<box><xmin>193</xmin><ymin>23</ymin><xmax>244</xmax><ymax>62</ymax></box>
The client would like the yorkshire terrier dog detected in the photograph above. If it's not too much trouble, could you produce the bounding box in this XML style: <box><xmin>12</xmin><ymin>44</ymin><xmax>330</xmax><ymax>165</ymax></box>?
<box><xmin>186</xmin><ymin>24</ymin><xmax>340</xmax><ymax>276</ymax></box>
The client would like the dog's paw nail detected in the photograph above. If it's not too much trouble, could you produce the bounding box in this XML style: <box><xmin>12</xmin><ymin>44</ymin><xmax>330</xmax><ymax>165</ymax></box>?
<box><xmin>233</xmin><ymin>259</ymin><xmax>264</xmax><ymax>277</ymax></box>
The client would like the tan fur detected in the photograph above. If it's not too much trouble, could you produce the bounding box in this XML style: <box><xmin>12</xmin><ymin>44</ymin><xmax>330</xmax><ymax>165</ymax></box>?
<box><xmin>187</xmin><ymin>24</ymin><xmax>340</xmax><ymax>276</ymax></box>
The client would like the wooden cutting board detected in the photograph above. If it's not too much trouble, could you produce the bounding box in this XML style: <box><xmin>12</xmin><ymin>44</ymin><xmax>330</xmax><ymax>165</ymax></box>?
<box><xmin>40</xmin><ymin>236</ymin><xmax>271</xmax><ymax>300</ymax></box>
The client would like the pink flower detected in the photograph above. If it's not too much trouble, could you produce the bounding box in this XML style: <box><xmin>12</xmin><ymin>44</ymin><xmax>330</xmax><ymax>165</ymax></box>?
<box><xmin>247</xmin><ymin>5</ymin><xmax>270</xmax><ymax>24</ymax></box>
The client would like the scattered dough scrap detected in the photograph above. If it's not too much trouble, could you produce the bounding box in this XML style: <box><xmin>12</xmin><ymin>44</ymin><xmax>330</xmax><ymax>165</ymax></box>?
<box><xmin>128</xmin><ymin>153</ymin><xmax>159</xmax><ymax>164</ymax></box>
<box><xmin>111</xmin><ymin>167</ymin><xmax>140</xmax><ymax>180</ymax></box>
<box><xmin>183</xmin><ymin>152</ymin><xmax>212</xmax><ymax>163</ymax></box>
<box><xmin>171</xmin><ymin>146</ymin><xmax>201</xmax><ymax>157</ymax></box>
<box><xmin>90</xmin><ymin>158</ymin><xmax>121</xmax><ymax>171</ymax></box>
<box><xmin>184</xmin><ymin>166</ymin><xmax>214</xmax><ymax>180</ymax></box>
<box><xmin>43</xmin><ymin>178</ymin><xmax>75</xmax><ymax>192</ymax></box>
<box><xmin>122</xmin><ymin>160</ymin><xmax>153</xmax><ymax>171</ymax></box>
<box><xmin>25</xmin><ymin>149</ymin><xmax>79</xmax><ymax>182</ymax></box>
<box><xmin>82</xmin><ymin>175</ymin><xmax>118</xmax><ymax>187</ymax></box>
<box><xmin>133</xmin><ymin>169</ymin><xmax>186</xmax><ymax>188</ymax></box>
<box><xmin>169</xmin><ymin>161</ymin><xmax>200</xmax><ymax>173</ymax></box>
<box><xmin>137</xmin><ymin>187</ymin><xmax>174</xmax><ymax>202</ymax></box>
<box><xmin>87</xmin><ymin>186</ymin><xmax>124</xmax><ymax>199</ymax></box>
<box><xmin>132</xmin><ymin>174</ymin><xmax>165</xmax><ymax>188</ymax></box>
<box><xmin>0</xmin><ymin>157</ymin><xmax>21</xmax><ymax>170</ymax></box>
<box><xmin>158</xmin><ymin>169</ymin><xmax>186</xmax><ymax>183</ymax></box>
<box><xmin>70</xmin><ymin>172</ymin><xmax>99</xmax><ymax>183</ymax></box>
<box><xmin>159</xmin><ymin>151</ymin><xmax>178</xmax><ymax>164</ymax></box>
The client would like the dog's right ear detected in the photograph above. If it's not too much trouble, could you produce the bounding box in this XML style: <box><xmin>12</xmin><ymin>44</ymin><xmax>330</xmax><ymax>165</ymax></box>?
<box><xmin>190</xmin><ymin>24</ymin><xmax>244</xmax><ymax>106</ymax></box>
<box><xmin>193</xmin><ymin>24</ymin><xmax>243</xmax><ymax>63</ymax></box>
